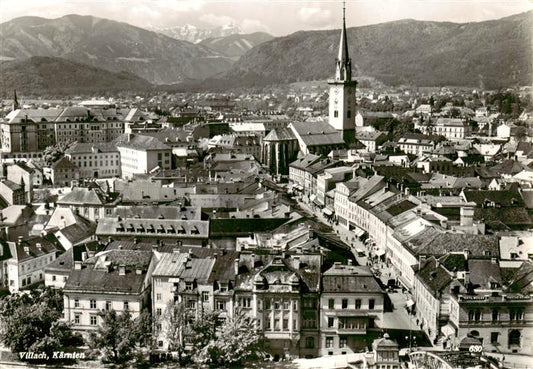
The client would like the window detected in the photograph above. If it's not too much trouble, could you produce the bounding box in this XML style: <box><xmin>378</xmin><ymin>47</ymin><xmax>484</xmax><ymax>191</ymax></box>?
<box><xmin>202</xmin><ymin>291</ymin><xmax>209</xmax><ymax>302</ymax></box>
<box><xmin>334</xmin><ymin>110</ymin><xmax>339</xmax><ymax>118</ymax></box>
<box><xmin>90</xmin><ymin>315</ymin><xmax>97</xmax><ymax>326</ymax></box>
<box><xmin>274</xmin><ymin>319</ymin><xmax>280</xmax><ymax>330</ymax></box>
<box><xmin>187</xmin><ymin>300</ymin><xmax>196</xmax><ymax>309</ymax></box>
<box><xmin>293</xmin><ymin>301</ymin><xmax>298</xmax><ymax>311</ymax></box>
<box><xmin>216</xmin><ymin>301</ymin><xmax>226</xmax><ymax>311</ymax></box>
<box><xmin>283</xmin><ymin>301</ymin><xmax>290</xmax><ymax>310</ymax></box>
<box><xmin>491</xmin><ymin>332</ymin><xmax>499</xmax><ymax>344</ymax></box>
<box><xmin>283</xmin><ymin>319</ymin><xmax>288</xmax><ymax>330</ymax></box>
<box><xmin>355</xmin><ymin>299</ymin><xmax>361</xmax><ymax>309</ymax></box>
<box><xmin>156</xmin><ymin>293</ymin><xmax>162</xmax><ymax>301</ymax></box>
<box><xmin>326</xmin><ymin>337</ymin><xmax>334</xmax><ymax>348</ymax></box>
<box><xmin>340</xmin><ymin>337</ymin><xmax>347</xmax><ymax>348</ymax></box>
<box><xmin>158</xmin><ymin>341</ymin><xmax>163</xmax><ymax>348</ymax></box>
<box><xmin>509</xmin><ymin>330</ymin><xmax>521</xmax><ymax>346</ymax></box>
<box><xmin>342</xmin><ymin>299</ymin><xmax>348</xmax><ymax>309</ymax></box>
<box><xmin>328</xmin><ymin>317</ymin><xmax>335</xmax><ymax>328</ymax></box>
<box><xmin>328</xmin><ymin>299</ymin><xmax>334</xmax><ymax>309</ymax></box>
<box><xmin>74</xmin><ymin>299</ymin><xmax>80</xmax><ymax>308</ymax></box>
<box><xmin>266</xmin><ymin>316</ymin><xmax>271</xmax><ymax>330</ymax></box>
<box><xmin>492</xmin><ymin>309</ymin><xmax>499</xmax><ymax>322</ymax></box>
<box><xmin>265</xmin><ymin>300</ymin><xmax>271</xmax><ymax>310</ymax></box>
<box><xmin>369</xmin><ymin>299</ymin><xmax>375</xmax><ymax>310</ymax></box>
<box><xmin>305</xmin><ymin>337</ymin><xmax>315</xmax><ymax>349</ymax></box>
<box><xmin>90</xmin><ymin>300</ymin><xmax>96</xmax><ymax>309</ymax></box>
<box><xmin>74</xmin><ymin>314</ymin><xmax>80</xmax><ymax>325</ymax></box>
<box><xmin>510</xmin><ymin>310</ymin><xmax>524</xmax><ymax>321</ymax></box>
<box><xmin>124</xmin><ymin>301</ymin><xmax>129</xmax><ymax>311</ymax></box>
<box><xmin>106</xmin><ymin>301</ymin><xmax>112</xmax><ymax>311</ymax></box>
<box><xmin>156</xmin><ymin>308</ymin><xmax>162</xmax><ymax>316</ymax></box>
<box><xmin>347</xmin><ymin>110</ymin><xmax>351</xmax><ymax>118</ymax></box>
<box><xmin>185</xmin><ymin>282</ymin><xmax>193</xmax><ymax>291</ymax></box>
<box><xmin>52</xmin><ymin>275</ymin><xmax>56</xmax><ymax>281</ymax></box>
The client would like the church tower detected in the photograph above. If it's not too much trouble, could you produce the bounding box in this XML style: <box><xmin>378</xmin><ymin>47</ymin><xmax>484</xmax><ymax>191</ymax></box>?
<box><xmin>328</xmin><ymin>2</ymin><xmax>357</xmax><ymax>144</ymax></box>
<box><xmin>12</xmin><ymin>89</ymin><xmax>20</xmax><ymax>111</ymax></box>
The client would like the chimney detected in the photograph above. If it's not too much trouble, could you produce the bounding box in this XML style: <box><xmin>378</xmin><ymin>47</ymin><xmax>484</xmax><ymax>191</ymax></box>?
<box><xmin>135</xmin><ymin>268</ymin><xmax>143</xmax><ymax>275</ymax></box>
<box><xmin>463</xmin><ymin>249</ymin><xmax>469</xmax><ymax>260</ymax></box>
<box><xmin>36</xmin><ymin>243</ymin><xmax>42</xmax><ymax>251</ymax></box>
<box><xmin>74</xmin><ymin>261</ymin><xmax>82</xmax><ymax>270</ymax></box>
<box><xmin>418</xmin><ymin>255</ymin><xmax>427</xmax><ymax>270</ymax></box>
<box><xmin>464</xmin><ymin>271</ymin><xmax>470</xmax><ymax>285</ymax></box>
<box><xmin>348</xmin><ymin>259</ymin><xmax>353</xmax><ymax>266</ymax></box>
<box><xmin>81</xmin><ymin>251</ymin><xmax>87</xmax><ymax>261</ymax></box>
<box><xmin>119</xmin><ymin>264</ymin><xmax>126</xmax><ymax>276</ymax></box>
<box><xmin>491</xmin><ymin>257</ymin><xmax>497</xmax><ymax>264</ymax></box>
<box><xmin>133</xmin><ymin>237</ymin><xmax>139</xmax><ymax>244</ymax></box>
<box><xmin>17</xmin><ymin>236</ymin><xmax>23</xmax><ymax>246</ymax></box>
<box><xmin>460</xmin><ymin>205</ymin><xmax>475</xmax><ymax>227</ymax></box>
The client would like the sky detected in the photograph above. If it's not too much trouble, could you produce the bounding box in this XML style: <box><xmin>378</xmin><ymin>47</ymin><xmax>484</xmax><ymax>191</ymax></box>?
<box><xmin>1</xmin><ymin>0</ymin><xmax>532</xmax><ymax>36</ymax></box>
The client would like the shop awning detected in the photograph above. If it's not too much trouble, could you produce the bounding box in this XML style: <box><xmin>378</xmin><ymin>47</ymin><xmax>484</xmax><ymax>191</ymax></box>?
<box><xmin>354</xmin><ymin>227</ymin><xmax>366</xmax><ymax>238</ymax></box>
<box><xmin>323</xmin><ymin>208</ymin><xmax>333</xmax><ymax>216</ymax></box>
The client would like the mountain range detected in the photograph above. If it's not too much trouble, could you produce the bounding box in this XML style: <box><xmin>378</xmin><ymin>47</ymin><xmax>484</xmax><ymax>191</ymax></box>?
<box><xmin>0</xmin><ymin>11</ymin><xmax>531</xmax><ymax>94</ymax></box>
<box><xmin>198</xmin><ymin>32</ymin><xmax>274</xmax><ymax>59</ymax></box>
<box><xmin>145</xmin><ymin>23</ymin><xmax>244</xmax><ymax>44</ymax></box>
<box><xmin>0</xmin><ymin>14</ymin><xmax>233</xmax><ymax>85</ymax></box>
<box><xmin>0</xmin><ymin>56</ymin><xmax>152</xmax><ymax>95</ymax></box>
<box><xmin>205</xmin><ymin>11</ymin><xmax>532</xmax><ymax>90</ymax></box>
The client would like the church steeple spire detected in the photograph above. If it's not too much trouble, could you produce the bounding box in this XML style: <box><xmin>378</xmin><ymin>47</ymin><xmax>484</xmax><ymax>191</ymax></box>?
<box><xmin>12</xmin><ymin>89</ymin><xmax>20</xmax><ymax>111</ymax></box>
<box><xmin>335</xmin><ymin>1</ymin><xmax>352</xmax><ymax>81</ymax></box>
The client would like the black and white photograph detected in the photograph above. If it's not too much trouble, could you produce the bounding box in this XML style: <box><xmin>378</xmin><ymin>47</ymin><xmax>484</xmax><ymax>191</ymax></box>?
<box><xmin>0</xmin><ymin>0</ymin><xmax>532</xmax><ymax>367</ymax></box>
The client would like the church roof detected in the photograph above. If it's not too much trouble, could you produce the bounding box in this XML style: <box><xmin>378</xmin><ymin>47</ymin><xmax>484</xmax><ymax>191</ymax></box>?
<box><xmin>290</xmin><ymin>121</ymin><xmax>345</xmax><ymax>147</ymax></box>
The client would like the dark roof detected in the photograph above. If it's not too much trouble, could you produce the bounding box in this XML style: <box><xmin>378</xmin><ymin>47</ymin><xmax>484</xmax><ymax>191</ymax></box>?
<box><xmin>410</xmin><ymin>233</ymin><xmax>499</xmax><ymax>258</ymax></box>
<box><xmin>474</xmin><ymin>207</ymin><xmax>532</xmax><ymax>228</ymax></box>
<box><xmin>386</xmin><ymin>200</ymin><xmax>417</xmax><ymax>217</ymax></box>
<box><xmin>322</xmin><ymin>264</ymin><xmax>382</xmax><ymax>293</ymax></box>
<box><xmin>468</xmin><ymin>259</ymin><xmax>502</xmax><ymax>288</ymax></box>
<box><xmin>52</xmin><ymin>157</ymin><xmax>78</xmax><ymax>170</ymax></box>
<box><xmin>64</xmin><ymin>266</ymin><xmax>148</xmax><ymax>294</ymax></box>
<box><xmin>416</xmin><ymin>257</ymin><xmax>454</xmax><ymax>295</ymax></box>
<box><xmin>508</xmin><ymin>260</ymin><xmax>533</xmax><ymax>294</ymax></box>
<box><xmin>439</xmin><ymin>253</ymin><xmax>467</xmax><ymax>272</ymax></box>
<box><xmin>58</xmin><ymin>215</ymin><xmax>96</xmax><ymax>243</ymax></box>
<box><xmin>463</xmin><ymin>188</ymin><xmax>524</xmax><ymax>207</ymax></box>
<box><xmin>115</xmin><ymin>133</ymin><xmax>170</xmax><ymax>151</ymax></box>
<box><xmin>209</xmin><ymin>218</ymin><xmax>289</xmax><ymax>237</ymax></box>
<box><xmin>9</xmin><ymin>236</ymin><xmax>61</xmax><ymax>262</ymax></box>
<box><xmin>290</xmin><ymin>121</ymin><xmax>345</xmax><ymax>147</ymax></box>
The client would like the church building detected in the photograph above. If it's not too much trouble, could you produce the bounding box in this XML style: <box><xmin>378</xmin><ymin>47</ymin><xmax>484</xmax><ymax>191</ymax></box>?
<box><xmin>262</xmin><ymin>4</ymin><xmax>357</xmax><ymax>176</ymax></box>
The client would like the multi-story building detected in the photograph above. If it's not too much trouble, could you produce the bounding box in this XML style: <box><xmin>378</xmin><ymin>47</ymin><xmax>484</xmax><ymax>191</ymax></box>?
<box><xmin>96</xmin><ymin>217</ymin><xmax>209</xmax><ymax>247</ymax></box>
<box><xmin>6</xmin><ymin>163</ymin><xmax>34</xmax><ymax>202</ymax></box>
<box><xmin>115</xmin><ymin>133</ymin><xmax>172</xmax><ymax>179</ymax></box>
<box><xmin>5</xmin><ymin>236</ymin><xmax>61</xmax><ymax>292</ymax></box>
<box><xmin>433</xmin><ymin>118</ymin><xmax>472</xmax><ymax>140</ymax></box>
<box><xmin>63</xmin><ymin>247</ymin><xmax>153</xmax><ymax>335</ymax></box>
<box><xmin>51</xmin><ymin>157</ymin><xmax>80</xmax><ymax>187</ymax></box>
<box><xmin>289</xmin><ymin>154</ymin><xmax>339</xmax><ymax>197</ymax></box>
<box><xmin>235</xmin><ymin>251</ymin><xmax>322</xmax><ymax>358</ymax></box>
<box><xmin>65</xmin><ymin>142</ymin><xmax>121</xmax><ymax>179</ymax></box>
<box><xmin>397</xmin><ymin>135</ymin><xmax>437</xmax><ymax>156</ymax></box>
<box><xmin>320</xmin><ymin>263</ymin><xmax>385</xmax><ymax>356</ymax></box>
<box><xmin>0</xmin><ymin>107</ymin><xmax>123</xmax><ymax>156</ymax></box>
<box><xmin>56</xmin><ymin>185</ymin><xmax>117</xmax><ymax>222</ymax></box>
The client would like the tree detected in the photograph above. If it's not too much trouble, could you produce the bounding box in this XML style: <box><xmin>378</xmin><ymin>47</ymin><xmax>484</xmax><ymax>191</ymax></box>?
<box><xmin>159</xmin><ymin>301</ymin><xmax>193</xmax><ymax>365</ymax></box>
<box><xmin>193</xmin><ymin>309</ymin><xmax>263</xmax><ymax>367</ymax></box>
<box><xmin>0</xmin><ymin>288</ymin><xmax>82</xmax><ymax>361</ymax></box>
<box><xmin>89</xmin><ymin>310</ymin><xmax>150</xmax><ymax>364</ymax></box>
